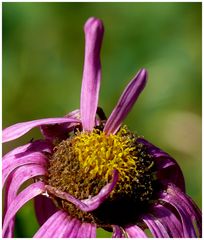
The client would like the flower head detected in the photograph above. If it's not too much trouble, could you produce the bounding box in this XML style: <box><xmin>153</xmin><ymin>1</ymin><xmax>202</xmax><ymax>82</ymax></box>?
<box><xmin>3</xmin><ymin>17</ymin><xmax>202</xmax><ymax>238</ymax></box>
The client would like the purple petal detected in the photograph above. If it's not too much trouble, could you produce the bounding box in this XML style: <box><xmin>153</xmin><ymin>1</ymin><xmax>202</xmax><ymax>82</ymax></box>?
<box><xmin>34</xmin><ymin>210</ymin><xmax>67</xmax><ymax>237</ymax></box>
<box><xmin>67</xmin><ymin>219</ymin><xmax>82</xmax><ymax>237</ymax></box>
<box><xmin>125</xmin><ymin>225</ymin><xmax>147</xmax><ymax>238</ymax></box>
<box><xmin>3</xmin><ymin>165</ymin><xmax>46</xmax><ymax>238</ymax></box>
<box><xmin>3</xmin><ymin>140</ymin><xmax>52</xmax><ymax>162</ymax></box>
<box><xmin>137</xmin><ymin>138</ymin><xmax>185</xmax><ymax>191</ymax></box>
<box><xmin>4</xmin><ymin>164</ymin><xmax>46</xmax><ymax>213</ymax></box>
<box><xmin>76</xmin><ymin>223</ymin><xmax>97</xmax><ymax>238</ymax></box>
<box><xmin>46</xmin><ymin>169</ymin><xmax>118</xmax><ymax>212</ymax></box>
<box><xmin>112</xmin><ymin>225</ymin><xmax>125</xmax><ymax>238</ymax></box>
<box><xmin>151</xmin><ymin>204</ymin><xmax>183</xmax><ymax>237</ymax></box>
<box><xmin>142</xmin><ymin>214</ymin><xmax>170</xmax><ymax>238</ymax></box>
<box><xmin>34</xmin><ymin>195</ymin><xmax>57</xmax><ymax>226</ymax></box>
<box><xmin>159</xmin><ymin>186</ymin><xmax>197</xmax><ymax>237</ymax></box>
<box><xmin>40</xmin><ymin>110</ymin><xmax>81</xmax><ymax>141</ymax></box>
<box><xmin>162</xmin><ymin>184</ymin><xmax>202</xmax><ymax>237</ymax></box>
<box><xmin>3</xmin><ymin>151</ymin><xmax>48</xmax><ymax>187</ymax></box>
<box><xmin>3</xmin><ymin>181</ymin><xmax>45</xmax><ymax>237</ymax></box>
<box><xmin>3</xmin><ymin>117</ymin><xmax>80</xmax><ymax>143</ymax></box>
<box><xmin>80</xmin><ymin>17</ymin><xmax>104</xmax><ymax>131</ymax></box>
<box><xmin>104</xmin><ymin>68</ymin><xmax>147</xmax><ymax>135</ymax></box>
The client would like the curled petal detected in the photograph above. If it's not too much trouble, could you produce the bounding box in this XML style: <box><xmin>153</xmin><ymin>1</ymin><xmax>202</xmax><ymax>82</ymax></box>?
<box><xmin>80</xmin><ymin>17</ymin><xmax>104</xmax><ymax>131</ymax></box>
<box><xmin>112</xmin><ymin>225</ymin><xmax>125</xmax><ymax>238</ymax></box>
<box><xmin>125</xmin><ymin>225</ymin><xmax>147</xmax><ymax>238</ymax></box>
<box><xmin>159</xmin><ymin>186</ymin><xmax>198</xmax><ymax>237</ymax></box>
<box><xmin>34</xmin><ymin>195</ymin><xmax>57</xmax><ymax>226</ymax></box>
<box><xmin>3</xmin><ymin>182</ymin><xmax>45</xmax><ymax>237</ymax></box>
<box><xmin>3</xmin><ymin>117</ymin><xmax>80</xmax><ymax>143</ymax></box>
<box><xmin>46</xmin><ymin>169</ymin><xmax>118</xmax><ymax>212</ymax></box>
<box><xmin>104</xmin><ymin>68</ymin><xmax>147</xmax><ymax>135</ymax></box>
<box><xmin>3</xmin><ymin>140</ymin><xmax>52</xmax><ymax>162</ymax></box>
<box><xmin>3</xmin><ymin>152</ymin><xmax>47</xmax><ymax>187</ymax></box>
<box><xmin>142</xmin><ymin>214</ymin><xmax>170</xmax><ymax>238</ymax></box>
<box><xmin>151</xmin><ymin>204</ymin><xmax>183</xmax><ymax>237</ymax></box>
<box><xmin>137</xmin><ymin>138</ymin><xmax>185</xmax><ymax>191</ymax></box>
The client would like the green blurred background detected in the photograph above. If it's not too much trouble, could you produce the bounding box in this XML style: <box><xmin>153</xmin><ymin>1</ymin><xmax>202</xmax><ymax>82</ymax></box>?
<box><xmin>3</xmin><ymin>2</ymin><xmax>201</xmax><ymax>238</ymax></box>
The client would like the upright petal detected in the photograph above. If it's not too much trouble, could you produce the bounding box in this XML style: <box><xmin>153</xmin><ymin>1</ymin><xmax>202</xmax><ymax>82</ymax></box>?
<box><xmin>3</xmin><ymin>182</ymin><xmax>45</xmax><ymax>237</ymax></box>
<box><xmin>112</xmin><ymin>225</ymin><xmax>125</xmax><ymax>238</ymax></box>
<box><xmin>80</xmin><ymin>17</ymin><xmax>104</xmax><ymax>131</ymax></box>
<box><xmin>104</xmin><ymin>69</ymin><xmax>147</xmax><ymax>135</ymax></box>
<box><xmin>3</xmin><ymin>117</ymin><xmax>80</xmax><ymax>143</ymax></box>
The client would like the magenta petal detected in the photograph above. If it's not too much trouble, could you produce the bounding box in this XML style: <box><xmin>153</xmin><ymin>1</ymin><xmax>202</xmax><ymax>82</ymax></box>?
<box><xmin>34</xmin><ymin>195</ymin><xmax>57</xmax><ymax>226</ymax></box>
<box><xmin>137</xmin><ymin>138</ymin><xmax>185</xmax><ymax>191</ymax></box>
<box><xmin>142</xmin><ymin>214</ymin><xmax>170</xmax><ymax>238</ymax></box>
<box><xmin>3</xmin><ymin>152</ymin><xmax>47</xmax><ymax>187</ymax></box>
<box><xmin>104</xmin><ymin>68</ymin><xmax>147</xmax><ymax>135</ymax></box>
<box><xmin>112</xmin><ymin>225</ymin><xmax>125</xmax><ymax>238</ymax></box>
<box><xmin>46</xmin><ymin>169</ymin><xmax>118</xmax><ymax>212</ymax></box>
<box><xmin>151</xmin><ymin>204</ymin><xmax>183</xmax><ymax>237</ymax></box>
<box><xmin>3</xmin><ymin>181</ymin><xmax>45</xmax><ymax>237</ymax></box>
<box><xmin>80</xmin><ymin>17</ymin><xmax>104</xmax><ymax>131</ymax></box>
<box><xmin>76</xmin><ymin>223</ymin><xmax>97</xmax><ymax>238</ymax></box>
<box><xmin>125</xmin><ymin>225</ymin><xmax>147</xmax><ymax>238</ymax></box>
<box><xmin>33</xmin><ymin>210</ymin><xmax>68</xmax><ymax>237</ymax></box>
<box><xmin>3</xmin><ymin>117</ymin><xmax>80</xmax><ymax>143</ymax></box>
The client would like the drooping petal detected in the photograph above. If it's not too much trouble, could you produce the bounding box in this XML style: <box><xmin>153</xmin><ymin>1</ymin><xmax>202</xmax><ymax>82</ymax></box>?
<box><xmin>76</xmin><ymin>223</ymin><xmax>97</xmax><ymax>238</ymax></box>
<box><xmin>125</xmin><ymin>225</ymin><xmax>147</xmax><ymax>238</ymax></box>
<box><xmin>33</xmin><ymin>210</ymin><xmax>71</xmax><ymax>238</ymax></box>
<box><xmin>142</xmin><ymin>214</ymin><xmax>170</xmax><ymax>238</ymax></box>
<box><xmin>80</xmin><ymin>17</ymin><xmax>104</xmax><ymax>131</ymax></box>
<box><xmin>3</xmin><ymin>152</ymin><xmax>47</xmax><ymax>187</ymax></box>
<box><xmin>104</xmin><ymin>68</ymin><xmax>147</xmax><ymax>135</ymax></box>
<box><xmin>46</xmin><ymin>169</ymin><xmax>118</xmax><ymax>212</ymax></box>
<box><xmin>151</xmin><ymin>204</ymin><xmax>183</xmax><ymax>237</ymax></box>
<box><xmin>3</xmin><ymin>117</ymin><xmax>80</xmax><ymax>143</ymax></box>
<box><xmin>161</xmin><ymin>184</ymin><xmax>201</xmax><ymax>237</ymax></box>
<box><xmin>41</xmin><ymin>110</ymin><xmax>81</xmax><ymax>141</ymax></box>
<box><xmin>112</xmin><ymin>225</ymin><xmax>125</xmax><ymax>238</ymax></box>
<box><xmin>4</xmin><ymin>164</ymin><xmax>46</xmax><ymax>213</ymax></box>
<box><xmin>3</xmin><ymin>165</ymin><xmax>46</xmax><ymax>238</ymax></box>
<box><xmin>137</xmin><ymin>138</ymin><xmax>185</xmax><ymax>191</ymax></box>
<box><xmin>3</xmin><ymin>181</ymin><xmax>45</xmax><ymax>237</ymax></box>
<box><xmin>3</xmin><ymin>140</ymin><xmax>52</xmax><ymax>161</ymax></box>
<box><xmin>34</xmin><ymin>195</ymin><xmax>57</xmax><ymax>226</ymax></box>
<box><xmin>159</xmin><ymin>186</ymin><xmax>197</xmax><ymax>237</ymax></box>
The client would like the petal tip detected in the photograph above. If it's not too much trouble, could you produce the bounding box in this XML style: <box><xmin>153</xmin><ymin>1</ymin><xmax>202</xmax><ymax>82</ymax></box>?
<box><xmin>84</xmin><ymin>17</ymin><xmax>104</xmax><ymax>36</ymax></box>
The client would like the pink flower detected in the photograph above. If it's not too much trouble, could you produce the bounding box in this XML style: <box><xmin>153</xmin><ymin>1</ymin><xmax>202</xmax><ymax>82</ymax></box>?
<box><xmin>3</xmin><ymin>17</ymin><xmax>201</xmax><ymax>238</ymax></box>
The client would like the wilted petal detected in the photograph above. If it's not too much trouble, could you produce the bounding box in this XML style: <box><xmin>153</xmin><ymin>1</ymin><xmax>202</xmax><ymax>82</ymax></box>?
<box><xmin>3</xmin><ymin>182</ymin><xmax>45</xmax><ymax>237</ymax></box>
<box><xmin>3</xmin><ymin>117</ymin><xmax>80</xmax><ymax>143</ymax></box>
<box><xmin>112</xmin><ymin>225</ymin><xmax>125</xmax><ymax>238</ymax></box>
<box><xmin>46</xmin><ymin>169</ymin><xmax>118</xmax><ymax>212</ymax></box>
<box><xmin>142</xmin><ymin>214</ymin><xmax>170</xmax><ymax>238</ymax></box>
<box><xmin>159</xmin><ymin>186</ymin><xmax>197</xmax><ymax>237</ymax></box>
<box><xmin>161</xmin><ymin>184</ymin><xmax>201</xmax><ymax>237</ymax></box>
<box><xmin>125</xmin><ymin>225</ymin><xmax>147</xmax><ymax>238</ymax></box>
<box><xmin>137</xmin><ymin>138</ymin><xmax>185</xmax><ymax>191</ymax></box>
<box><xmin>152</xmin><ymin>204</ymin><xmax>183</xmax><ymax>237</ymax></box>
<box><xmin>104</xmin><ymin>68</ymin><xmax>147</xmax><ymax>135</ymax></box>
<box><xmin>34</xmin><ymin>195</ymin><xmax>57</xmax><ymax>226</ymax></box>
<box><xmin>76</xmin><ymin>222</ymin><xmax>97</xmax><ymax>238</ymax></box>
<box><xmin>80</xmin><ymin>17</ymin><xmax>104</xmax><ymax>131</ymax></box>
<box><xmin>3</xmin><ymin>152</ymin><xmax>47</xmax><ymax>187</ymax></box>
